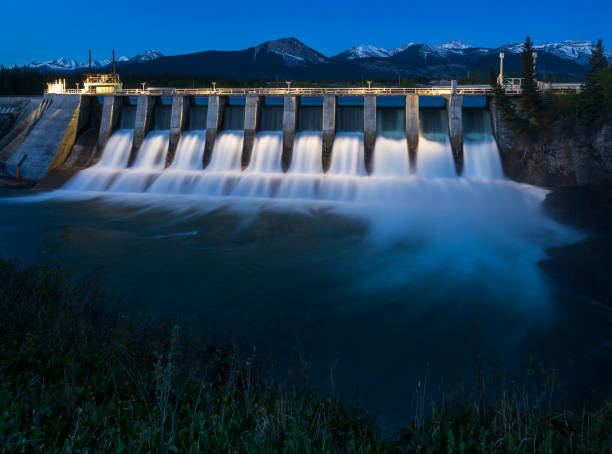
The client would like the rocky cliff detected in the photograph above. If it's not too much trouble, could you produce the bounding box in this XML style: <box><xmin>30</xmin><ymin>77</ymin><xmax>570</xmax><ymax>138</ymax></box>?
<box><xmin>500</xmin><ymin>121</ymin><xmax>612</xmax><ymax>187</ymax></box>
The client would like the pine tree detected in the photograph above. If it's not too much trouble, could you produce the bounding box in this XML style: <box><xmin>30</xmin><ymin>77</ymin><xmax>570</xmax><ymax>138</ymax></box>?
<box><xmin>488</xmin><ymin>64</ymin><xmax>497</xmax><ymax>88</ymax></box>
<box><xmin>489</xmin><ymin>62</ymin><xmax>526</xmax><ymax>133</ymax></box>
<box><xmin>518</xmin><ymin>36</ymin><xmax>542</xmax><ymax>129</ymax></box>
<box><xmin>579</xmin><ymin>39</ymin><xmax>609</xmax><ymax>125</ymax></box>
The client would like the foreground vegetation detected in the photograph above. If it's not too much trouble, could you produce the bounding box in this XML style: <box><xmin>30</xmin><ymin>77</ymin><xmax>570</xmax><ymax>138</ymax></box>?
<box><xmin>1</xmin><ymin>238</ymin><xmax>611</xmax><ymax>452</ymax></box>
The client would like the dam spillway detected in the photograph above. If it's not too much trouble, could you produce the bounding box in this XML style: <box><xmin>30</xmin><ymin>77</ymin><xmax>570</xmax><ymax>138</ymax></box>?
<box><xmin>52</xmin><ymin>92</ymin><xmax>504</xmax><ymax>202</ymax></box>
<box><xmin>0</xmin><ymin>90</ymin><xmax>507</xmax><ymax>195</ymax></box>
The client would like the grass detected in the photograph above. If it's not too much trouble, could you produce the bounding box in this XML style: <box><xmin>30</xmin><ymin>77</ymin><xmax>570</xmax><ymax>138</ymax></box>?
<box><xmin>0</xmin><ymin>234</ymin><xmax>611</xmax><ymax>453</ymax></box>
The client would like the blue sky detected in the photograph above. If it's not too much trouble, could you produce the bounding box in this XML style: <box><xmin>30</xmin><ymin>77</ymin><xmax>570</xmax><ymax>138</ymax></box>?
<box><xmin>2</xmin><ymin>0</ymin><xmax>611</xmax><ymax>65</ymax></box>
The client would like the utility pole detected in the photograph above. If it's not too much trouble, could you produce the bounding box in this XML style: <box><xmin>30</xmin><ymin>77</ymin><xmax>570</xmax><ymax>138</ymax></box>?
<box><xmin>498</xmin><ymin>52</ymin><xmax>504</xmax><ymax>86</ymax></box>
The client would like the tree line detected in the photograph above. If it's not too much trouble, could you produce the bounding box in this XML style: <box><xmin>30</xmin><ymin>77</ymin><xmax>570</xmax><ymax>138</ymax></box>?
<box><xmin>491</xmin><ymin>37</ymin><xmax>611</xmax><ymax>133</ymax></box>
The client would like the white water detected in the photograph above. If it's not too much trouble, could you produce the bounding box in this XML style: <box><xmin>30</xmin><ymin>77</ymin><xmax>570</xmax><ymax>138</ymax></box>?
<box><xmin>64</xmin><ymin>129</ymin><xmax>134</xmax><ymax>191</ymax></box>
<box><xmin>416</xmin><ymin>137</ymin><xmax>457</xmax><ymax>178</ymax></box>
<box><xmin>170</xmin><ymin>131</ymin><xmax>206</xmax><ymax>170</ymax></box>
<box><xmin>232</xmin><ymin>132</ymin><xmax>283</xmax><ymax>198</ymax></box>
<box><xmin>61</xmin><ymin>110</ymin><xmax>506</xmax><ymax>201</ymax></box>
<box><xmin>191</xmin><ymin>131</ymin><xmax>244</xmax><ymax>196</ymax></box>
<box><xmin>463</xmin><ymin>139</ymin><xmax>505</xmax><ymax>180</ymax></box>
<box><xmin>320</xmin><ymin>132</ymin><xmax>366</xmax><ymax>201</ymax></box>
<box><xmin>371</xmin><ymin>136</ymin><xmax>409</xmax><ymax>177</ymax></box>
<box><xmin>109</xmin><ymin>130</ymin><xmax>169</xmax><ymax>193</ymax></box>
<box><xmin>276</xmin><ymin>131</ymin><xmax>323</xmax><ymax>200</ymax></box>
<box><xmin>148</xmin><ymin>130</ymin><xmax>206</xmax><ymax>194</ymax></box>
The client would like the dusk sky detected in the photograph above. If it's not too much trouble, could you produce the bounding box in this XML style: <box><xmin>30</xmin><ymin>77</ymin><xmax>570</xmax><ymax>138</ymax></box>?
<box><xmin>2</xmin><ymin>0</ymin><xmax>611</xmax><ymax>65</ymax></box>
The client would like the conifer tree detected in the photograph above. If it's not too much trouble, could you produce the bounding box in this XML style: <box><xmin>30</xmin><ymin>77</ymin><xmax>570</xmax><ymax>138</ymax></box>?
<box><xmin>518</xmin><ymin>36</ymin><xmax>542</xmax><ymax>129</ymax></box>
<box><xmin>579</xmin><ymin>39</ymin><xmax>609</xmax><ymax>125</ymax></box>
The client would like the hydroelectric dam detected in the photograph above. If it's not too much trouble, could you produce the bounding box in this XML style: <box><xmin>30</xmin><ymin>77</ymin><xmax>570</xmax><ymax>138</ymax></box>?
<box><xmin>0</xmin><ymin>83</ymin><xmax>520</xmax><ymax>197</ymax></box>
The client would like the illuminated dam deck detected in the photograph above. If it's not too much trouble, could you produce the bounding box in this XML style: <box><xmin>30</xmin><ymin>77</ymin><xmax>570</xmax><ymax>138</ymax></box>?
<box><xmin>47</xmin><ymin>81</ymin><xmax>582</xmax><ymax>97</ymax></box>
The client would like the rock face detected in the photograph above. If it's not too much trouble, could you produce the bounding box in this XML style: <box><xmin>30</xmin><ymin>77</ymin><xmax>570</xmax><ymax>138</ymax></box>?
<box><xmin>542</xmin><ymin>184</ymin><xmax>612</xmax><ymax>233</ymax></box>
<box><xmin>501</xmin><ymin>121</ymin><xmax>612</xmax><ymax>187</ymax></box>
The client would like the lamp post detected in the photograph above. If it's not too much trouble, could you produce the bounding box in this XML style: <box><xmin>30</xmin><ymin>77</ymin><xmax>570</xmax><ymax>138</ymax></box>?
<box><xmin>141</xmin><ymin>82</ymin><xmax>146</xmax><ymax>93</ymax></box>
<box><xmin>366</xmin><ymin>80</ymin><xmax>372</xmax><ymax>91</ymax></box>
<box><xmin>498</xmin><ymin>52</ymin><xmax>504</xmax><ymax>86</ymax></box>
<box><xmin>212</xmin><ymin>81</ymin><xmax>216</xmax><ymax>93</ymax></box>
<box><xmin>285</xmin><ymin>80</ymin><xmax>292</xmax><ymax>92</ymax></box>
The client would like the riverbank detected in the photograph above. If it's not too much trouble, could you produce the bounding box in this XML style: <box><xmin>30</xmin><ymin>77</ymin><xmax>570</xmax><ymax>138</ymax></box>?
<box><xmin>1</xmin><ymin>244</ymin><xmax>610</xmax><ymax>452</ymax></box>
<box><xmin>540</xmin><ymin>184</ymin><xmax>612</xmax><ymax>309</ymax></box>
<box><xmin>0</xmin><ymin>174</ymin><xmax>36</xmax><ymax>189</ymax></box>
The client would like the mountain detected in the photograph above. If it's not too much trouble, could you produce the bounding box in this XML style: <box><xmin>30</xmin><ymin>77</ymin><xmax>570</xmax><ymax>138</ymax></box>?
<box><xmin>22</xmin><ymin>50</ymin><xmax>163</xmax><ymax>72</ymax></box>
<box><xmin>253</xmin><ymin>38</ymin><xmax>328</xmax><ymax>66</ymax></box>
<box><xmin>18</xmin><ymin>39</ymin><xmax>609</xmax><ymax>80</ymax></box>
<box><xmin>333</xmin><ymin>43</ymin><xmax>416</xmax><ymax>60</ymax></box>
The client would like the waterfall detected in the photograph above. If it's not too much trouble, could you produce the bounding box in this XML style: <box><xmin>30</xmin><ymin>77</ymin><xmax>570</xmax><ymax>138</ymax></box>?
<box><xmin>61</xmin><ymin>101</ymin><xmax>506</xmax><ymax>202</ymax></box>
<box><xmin>170</xmin><ymin>131</ymin><xmax>206</xmax><ymax>170</ymax></box>
<box><xmin>108</xmin><ymin>130</ymin><xmax>169</xmax><ymax>193</ymax></box>
<box><xmin>414</xmin><ymin>108</ymin><xmax>456</xmax><ymax>178</ymax></box>
<box><xmin>372</xmin><ymin>136</ymin><xmax>409</xmax><ymax>177</ymax></box>
<box><xmin>148</xmin><ymin>130</ymin><xmax>206</xmax><ymax>194</ymax></box>
<box><xmin>320</xmin><ymin>132</ymin><xmax>365</xmax><ymax>201</ymax></box>
<box><xmin>231</xmin><ymin>132</ymin><xmax>283</xmax><ymax>198</ymax></box>
<box><xmin>416</xmin><ymin>138</ymin><xmax>457</xmax><ymax>178</ymax></box>
<box><xmin>64</xmin><ymin>129</ymin><xmax>134</xmax><ymax>191</ymax></box>
<box><xmin>462</xmin><ymin>109</ymin><xmax>504</xmax><ymax>180</ymax></box>
<box><xmin>191</xmin><ymin>131</ymin><xmax>244</xmax><ymax>196</ymax></box>
<box><xmin>276</xmin><ymin>131</ymin><xmax>323</xmax><ymax>199</ymax></box>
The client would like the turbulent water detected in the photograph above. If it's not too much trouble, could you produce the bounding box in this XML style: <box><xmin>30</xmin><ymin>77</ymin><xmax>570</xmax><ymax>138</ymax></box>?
<box><xmin>2</xmin><ymin>109</ymin><xmax>610</xmax><ymax>430</ymax></box>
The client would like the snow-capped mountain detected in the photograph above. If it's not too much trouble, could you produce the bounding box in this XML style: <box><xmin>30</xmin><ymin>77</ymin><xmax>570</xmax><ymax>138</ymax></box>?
<box><xmin>23</xmin><ymin>50</ymin><xmax>163</xmax><ymax>71</ymax></box>
<box><xmin>334</xmin><ymin>43</ymin><xmax>417</xmax><ymax>60</ymax></box>
<box><xmin>130</xmin><ymin>50</ymin><xmax>164</xmax><ymax>63</ymax></box>
<box><xmin>497</xmin><ymin>40</ymin><xmax>611</xmax><ymax>65</ymax></box>
<box><xmin>252</xmin><ymin>38</ymin><xmax>327</xmax><ymax>66</ymax></box>
<box><xmin>334</xmin><ymin>40</ymin><xmax>610</xmax><ymax>65</ymax></box>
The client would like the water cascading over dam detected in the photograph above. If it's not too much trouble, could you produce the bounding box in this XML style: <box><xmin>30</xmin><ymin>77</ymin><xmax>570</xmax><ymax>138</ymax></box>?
<box><xmin>59</xmin><ymin>94</ymin><xmax>504</xmax><ymax>202</ymax></box>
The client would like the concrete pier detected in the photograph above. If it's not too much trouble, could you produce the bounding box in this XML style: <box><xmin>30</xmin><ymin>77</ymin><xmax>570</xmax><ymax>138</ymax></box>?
<box><xmin>241</xmin><ymin>95</ymin><xmax>261</xmax><ymax>169</ymax></box>
<box><xmin>405</xmin><ymin>94</ymin><xmax>419</xmax><ymax>172</ymax></box>
<box><xmin>130</xmin><ymin>95</ymin><xmax>155</xmax><ymax>166</ymax></box>
<box><xmin>5</xmin><ymin>94</ymin><xmax>85</xmax><ymax>180</ymax></box>
<box><xmin>446</xmin><ymin>95</ymin><xmax>464</xmax><ymax>175</ymax></box>
<box><xmin>203</xmin><ymin>95</ymin><xmax>225</xmax><ymax>168</ymax></box>
<box><xmin>282</xmin><ymin>95</ymin><xmax>298</xmax><ymax>172</ymax></box>
<box><xmin>363</xmin><ymin>95</ymin><xmax>376</xmax><ymax>174</ymax></box>
<box><xmin>93</xmin><ymin>95</ymin><xmax>122</xmax><ymax>165</ymax></box>
<box><xmin>321</xmin><ymin>95</ymin><xmax>336</xmax><ymax>172</ymax></box>
<box><xmin>166</xmin><ymin>95</ymin><xmax>189</xmax><ymax>167</ymax></box>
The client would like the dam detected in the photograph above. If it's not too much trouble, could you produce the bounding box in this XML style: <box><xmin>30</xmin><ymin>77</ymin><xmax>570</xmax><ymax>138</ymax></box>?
<box><xmin>0</xmin><ymin>82</ymin><xmax>513</xmax><ymax>196</ymax></box>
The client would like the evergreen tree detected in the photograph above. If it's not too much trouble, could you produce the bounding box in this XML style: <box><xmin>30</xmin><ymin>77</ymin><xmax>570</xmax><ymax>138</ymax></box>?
<box><xmin>489</xmin><ymin>62</ymin><xmax>526</xmax><ymax>133</ymax></box>
<box><xmin>518</xmin><ymin>36</ymin><xmax>542</xmax><ymax>129</ymax></box>
<box><xmin>488</xmin><ymin>64</ymin><xmax>498</xmax><ymax>88</ymax></box>
<box><xmin>579</xmin><ymin>39</ymin><xmax>609</xmax><ymax>125</ymax></box>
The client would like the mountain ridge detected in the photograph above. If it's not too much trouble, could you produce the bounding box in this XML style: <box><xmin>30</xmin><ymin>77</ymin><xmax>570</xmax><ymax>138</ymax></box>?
<box><xmin>14</xmin><ymin>38</ymin><xmax>610</xmax><ymax>80</ymax></box>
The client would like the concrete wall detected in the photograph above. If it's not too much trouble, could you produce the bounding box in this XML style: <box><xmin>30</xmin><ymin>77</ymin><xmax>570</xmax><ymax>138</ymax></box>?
<box><xmin>130</xmin><ymin>95</ymin><xmax>155</xmax><ymax>166</ymax></box>
<box><xmin>363</xmin><ymin>95</ymin><xmax>376</xmax><ymax>174</ymax></box>
<box><xmin>0</xmin><ymin>97</ymin><xmax>44</xmax><ymax>169</ymax></box>
<box><xmin>405</xmin><ymin>94</ymin><xmax>419</xmax><ymax>172</ymax></box>
<box><xmin>93</xmin><ymin>95</ymin><xmax>122</xmax><ymax>165</ymax></box>
<box><xmin>282</xmin><ymin>95</ymin><xmax>298</xmax><ymax>172</ymax></box>
<box><xmin>488</xmin><ymin>96</ymin><xmax>515</xmax><ymax>156</ymax></box>
<box><xmin>203</xmin><ymin>95</ymin><xmax>225</xmax><ymax>168</ymax></box>
<box><xmin>241</xmin><ymin>95</ymin><xmax>261</xmax><ymax>169</ymax></box>
<box><xmin>4</xmin><ymin>94</ymin><xmax>85</xmax><ymax>180</ymax></box>
<box><xmin>167</xmin><ymin>95</ymin><xmax>190</xmax><ymax>167</ymax></box>
<box><xmin>322</xmin><ymin>95</ymin><xmax>336</xmax><ymax>172</ymax></box>
<box><xmin>446</xmin><ymin>95</ymin><xmax>464</xmax><ymax>175</ymax></box>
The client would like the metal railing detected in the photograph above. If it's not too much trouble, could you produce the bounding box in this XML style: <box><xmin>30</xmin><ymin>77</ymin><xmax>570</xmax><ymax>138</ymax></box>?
<box><xmin>45</xmin><ymin>83</ymin><xmax>582</xmax><ymax>96</ymax></box>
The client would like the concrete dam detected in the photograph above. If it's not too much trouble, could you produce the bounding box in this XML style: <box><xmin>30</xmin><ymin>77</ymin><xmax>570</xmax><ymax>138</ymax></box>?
<box><xmin>0</xmin><ymin>88</ymin><xmax>507</xmax><ymax>199</ymax></box>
